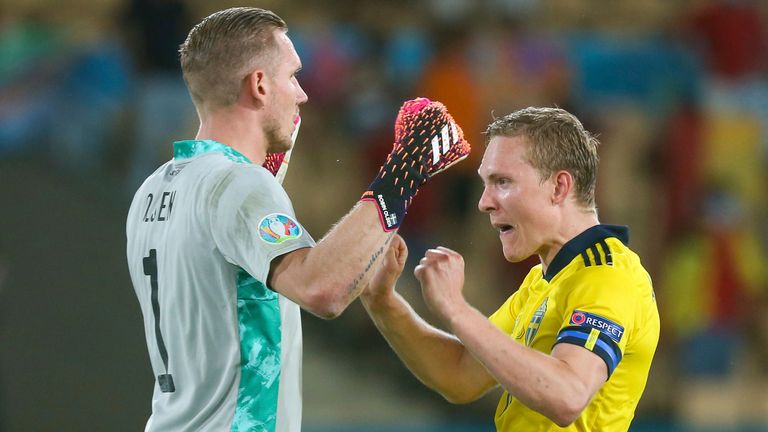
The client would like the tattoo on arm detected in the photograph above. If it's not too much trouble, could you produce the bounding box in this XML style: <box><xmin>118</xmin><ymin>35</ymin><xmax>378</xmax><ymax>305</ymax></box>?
<box><xmin>346</xmin><ymin>232</ymin><xmax>396</xmax><ymax>297</ymax></box>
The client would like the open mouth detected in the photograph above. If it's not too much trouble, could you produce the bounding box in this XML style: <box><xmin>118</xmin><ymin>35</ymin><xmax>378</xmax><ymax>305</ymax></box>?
<box><xmin>494</xmin><ymin>223</ymin><xmax>514</xmax><ymax>234</ymax></box>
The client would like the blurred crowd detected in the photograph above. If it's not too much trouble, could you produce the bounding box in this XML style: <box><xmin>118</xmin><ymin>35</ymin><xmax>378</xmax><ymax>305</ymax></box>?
<box><xmin>1</xmin><ymin>0</ymin><xmax>767</xmax><ymax>429</ymax></box>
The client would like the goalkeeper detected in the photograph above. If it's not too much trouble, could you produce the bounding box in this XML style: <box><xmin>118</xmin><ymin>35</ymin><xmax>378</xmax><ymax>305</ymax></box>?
<box><xmin>125</xmin><ymin>7</ymin><xmax>470</xmax><ymax>432</ymax></box>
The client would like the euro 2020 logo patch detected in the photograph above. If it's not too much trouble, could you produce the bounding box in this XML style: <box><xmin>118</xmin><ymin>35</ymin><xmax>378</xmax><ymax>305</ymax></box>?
<box><xmin>258</xmin><ymin>213</ymin><xmax>302</xmax><ymax>245</ymax></box>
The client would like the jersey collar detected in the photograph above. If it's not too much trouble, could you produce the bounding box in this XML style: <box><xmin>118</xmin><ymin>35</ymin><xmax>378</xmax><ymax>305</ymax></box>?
<box><xmin>173</xmin><ymin>140</ymin><xmax>252</xmax><ymax>165</ymax></box>
<box><xmin>543</xmin><ymin>224</ymin><xmax>630</xmax><ymax>282</ymax></box>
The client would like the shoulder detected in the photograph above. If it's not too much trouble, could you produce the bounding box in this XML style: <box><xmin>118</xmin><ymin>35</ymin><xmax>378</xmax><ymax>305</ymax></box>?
<box><xmin>559</xmin><ymin>242</ymin><xmax>652</xmax><ymax>301</ymax></box>
<box><xmin>555</xmin><ymin>261</ymin><xmax>657</xmax><ymax>334</ymax></box>
<box><xmin>205</xmin><ymin>156</ymin><xmax>275</xmax><ymax>188</ymax></box>
<box><xmin>205</xmin><ymin>159</ymin><xmax>282</xmax><ymax>206</ymax></box>
<box><xmin>562</xmin><ymin>234</ymin><xmax>647</xmax><ymax>281</ymax></box>
<box><xmin>512</xmin><ymin>264</ymin><xmax>544</xmax><ymax>301</ymax></box>
<box><xmin>127</xmin><ymin>161</ymin><xmax>172</xmax><ymax>214</ymax></box>
<box><xmin>522</xmin><ymin>263</ymin><xmax>544</xmax><ymax>286</ymax></box>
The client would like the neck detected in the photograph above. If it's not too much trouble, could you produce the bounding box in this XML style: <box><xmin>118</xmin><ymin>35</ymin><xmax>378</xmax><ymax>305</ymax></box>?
<box><xmin>195</xmin><ymin>105</ymin><xmax>267</xmax><ymax>164</ymax></box>
<box><xmin>539</xmin><ymin>207</ymin><xmax>600</xmax><ymax>274</ymax></box>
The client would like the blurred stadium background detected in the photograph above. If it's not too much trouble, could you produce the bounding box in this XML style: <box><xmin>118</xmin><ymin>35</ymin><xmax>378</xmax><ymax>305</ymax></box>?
<box><xmin>1</xmin><ymin>0</ymin><xmax>767</xmax><ymax>430</ymax></box>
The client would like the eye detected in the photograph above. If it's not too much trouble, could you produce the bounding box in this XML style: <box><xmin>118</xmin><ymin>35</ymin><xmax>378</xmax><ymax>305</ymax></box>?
<box><xmin>496</xmin><ymin>178</ymin><xmax>511</xmax><ymax>186</ymax></box>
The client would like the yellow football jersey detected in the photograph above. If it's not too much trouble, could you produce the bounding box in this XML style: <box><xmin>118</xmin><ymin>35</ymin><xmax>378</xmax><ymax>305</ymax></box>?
<box><xmin>489</xmin><ymin>225</ymin><xmax>659</xmax><ymax>432</ymax></box>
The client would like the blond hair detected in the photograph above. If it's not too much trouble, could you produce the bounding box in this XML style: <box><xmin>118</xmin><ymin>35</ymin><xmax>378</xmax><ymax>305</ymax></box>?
<box><xmin>485</xmin><ymin>107</ymin><xmax>600</xmax><ymax>207</ymax></box>
<box><xmin>179</xmin><ymin>7</ymin><xmax>286</xmax><ymax>108</ymax></box>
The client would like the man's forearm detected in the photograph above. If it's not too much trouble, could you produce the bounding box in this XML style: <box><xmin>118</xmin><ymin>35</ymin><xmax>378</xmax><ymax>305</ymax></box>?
<box><xmin>312</xmin><ymin>202</ymin><xmax>393</xmax><ymax>296</ymax></box>
<box><xmin>362</xmin><ymin>291</ymin><xmax>492</xmax><ymax>403</ymax></box>
<box><xmin>447</xmin><ymin>306</ymin><xmax>592</xmax><ymax>424</ymax></box>
<box><xmin>304</xmin><ymin>202</ymin><xmax>395</xmax><ymax>311</ymax></box>
<box><xmin>269</xmin><ymin>202</ymin><xmax>394</xmax><ymax>318</ymax></box>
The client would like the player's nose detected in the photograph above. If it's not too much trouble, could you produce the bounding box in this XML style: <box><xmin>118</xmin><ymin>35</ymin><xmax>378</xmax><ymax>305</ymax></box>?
<box><xmin>478</xmin><ymin>186</ymin><xmax>496</xmax><ymax>213</ymax></box>
<box><xmin>296</xmin><ymin>82</ymin><xmax>308</xmax><ymax>105</ymax></box>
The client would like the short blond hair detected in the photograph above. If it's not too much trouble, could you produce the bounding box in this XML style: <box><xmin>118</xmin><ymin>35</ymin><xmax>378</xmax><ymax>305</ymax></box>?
<box><xmin>485</xmin><ymin>107</ymin><xmax>600</xmax><ymax>208</ymax></box>
<box><xmin>179</xmin><ymin>7</ymin><xmax>286</xmax><ymax>108</ymax></box>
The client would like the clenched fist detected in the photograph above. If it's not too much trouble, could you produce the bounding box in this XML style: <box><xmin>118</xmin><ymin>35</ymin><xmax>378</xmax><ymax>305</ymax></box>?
<box><xmin>414</xmin><ymin>246</ymin><xmax>468</xmax><ymax>324</ymax></box>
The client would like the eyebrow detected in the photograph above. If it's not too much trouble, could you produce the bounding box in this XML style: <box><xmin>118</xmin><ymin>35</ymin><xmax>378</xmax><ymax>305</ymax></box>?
<box><xmin>479</xmin><ymin>172</ymin><xmax>511</xmax><ymax>183</ymax></box>
<box><xmin>478</xmin><ymin>170</ymin><xmax>498</xmax><ymax>179</ymax></box>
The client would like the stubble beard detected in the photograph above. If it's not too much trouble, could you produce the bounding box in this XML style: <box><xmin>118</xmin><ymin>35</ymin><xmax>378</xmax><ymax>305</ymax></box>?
<box><xmin>264</xmin><ymin>117</ymin><xmax>293</xmax><ymax>154</ymax></box>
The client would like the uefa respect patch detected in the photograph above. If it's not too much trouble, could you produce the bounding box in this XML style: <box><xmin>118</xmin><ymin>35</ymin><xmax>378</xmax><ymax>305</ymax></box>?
<box><xmin>258</xmin><ymin>213</ymin><xmax>302</xmax><ymax>244</ymax></box>
<box><xmin>569</xmin><ymin>310</ymin><xmax>624</xmax><ymax>343</ymax></box>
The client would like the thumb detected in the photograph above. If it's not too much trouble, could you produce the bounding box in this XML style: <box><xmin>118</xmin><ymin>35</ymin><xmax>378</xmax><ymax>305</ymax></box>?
<box><xmin>413</xmin><ymin>263</ymin><xmax>427</xmax><ymax>283</ymax></box>
<box><xmin>393</xmin><ymin>234</ymin><xmax>408</xmax><ymax>267</ymax></box>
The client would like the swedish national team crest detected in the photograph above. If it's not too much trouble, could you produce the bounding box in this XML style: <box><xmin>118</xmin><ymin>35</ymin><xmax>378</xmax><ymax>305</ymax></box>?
<box><xmin>525</xmin><ymin>298</ymin><xmax>548</xmax><ymax>346</ymax></box>
<box><xmin>258</xmin><ymin>213</ymin><xmax>302</xmax><ymax>244</ymax></box>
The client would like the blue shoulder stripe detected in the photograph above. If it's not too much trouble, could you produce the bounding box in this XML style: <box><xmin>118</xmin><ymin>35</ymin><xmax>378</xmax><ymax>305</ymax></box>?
<box><xmin>581</xmin><ymin>251</ymin><xmax>592</xmax><ymax>267</ymax></box>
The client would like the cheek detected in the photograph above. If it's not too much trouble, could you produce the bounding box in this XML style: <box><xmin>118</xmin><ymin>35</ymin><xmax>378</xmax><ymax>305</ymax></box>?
<box><xmin>500</xmin><ymin>188</ymin><xmax>536</xmax><ymax>218</ymax></box>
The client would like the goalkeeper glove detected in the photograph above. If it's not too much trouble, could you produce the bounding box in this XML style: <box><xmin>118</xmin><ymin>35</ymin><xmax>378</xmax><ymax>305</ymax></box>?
<box><xmin>263</xmin><ymin>116</ymin><xmax>301</xmax><ymax>183</ymax></box>
<box><xmin>362</xmin><ymin>97</ymin><xmax>471</xmax><ymax>231</ymax></box>
<box><xmin>263</xmin><ymin>152</ymin><xmax>285</xmax><ymax>177</ymax></box>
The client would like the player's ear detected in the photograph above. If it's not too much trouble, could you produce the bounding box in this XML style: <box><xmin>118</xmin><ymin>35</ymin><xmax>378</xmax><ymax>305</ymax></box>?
<box><xmin>551</xmin><ymin>170</ymin><xmax>573</xmax><ymax>205</ymax></box>
<box><xmin>244</xmin><ymin>69</ymin><xmax>268</xmax><ymax>108</ymax></box>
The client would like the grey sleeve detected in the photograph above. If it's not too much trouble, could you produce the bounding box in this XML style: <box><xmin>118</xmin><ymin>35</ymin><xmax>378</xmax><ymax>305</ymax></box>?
<box><xmin>210</xmin><ymin>165</ymin><xmax>315</xmax><ymax>283</ymax></box>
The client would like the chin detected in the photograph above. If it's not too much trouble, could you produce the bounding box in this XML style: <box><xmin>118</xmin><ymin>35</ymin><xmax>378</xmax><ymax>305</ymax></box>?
<box><xmin>265</xmin><ymin>134</ymin><xmax>293</xmax><ymax>154</ymax></box>
<box><xmin>268</xmin><ymin>141</ymin><xmax>292</xmax><ymax>154</ymax></box>
<box><xmin>502</xmin><ymin>245</ymin><xmax>530</xmax><ymax>263</ymax></box>
<box><xmin>503</xmin><ymin>254</ymin><xmax>526</xmax><ymax>263</ymax></box>
<box><xmin>502</xmin><ymin>249</ymin><xmax>522</xmax><ymax>263</ymax></box>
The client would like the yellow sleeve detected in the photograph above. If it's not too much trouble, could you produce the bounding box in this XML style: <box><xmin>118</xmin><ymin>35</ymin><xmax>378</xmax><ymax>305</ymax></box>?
<box><xmin>554</xmin><ymin>266</ymin><xmax>638</xmax><ymax>377</ymax></box>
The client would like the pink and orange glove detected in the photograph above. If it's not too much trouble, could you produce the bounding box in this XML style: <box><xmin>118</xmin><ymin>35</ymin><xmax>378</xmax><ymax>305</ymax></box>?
<box><xmin>361</xmin><ymin>98</ymin><xmax>471</xmax><ymax>231</ymax></box>
<box><xmin>262</xmin><ymin>152</ymin><xmax>285</xmax><ymax>176</ymax></box>
<box><xmin>263</xmin><ymin>115</ymin><xmax>301</xmax><ymax>182</ymax></box>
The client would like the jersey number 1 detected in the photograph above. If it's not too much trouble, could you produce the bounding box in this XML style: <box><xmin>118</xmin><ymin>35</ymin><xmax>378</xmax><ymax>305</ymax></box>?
<box><xmin>143</xmin><ymin>249</ymin><xmax>176</xmax><ymax>393</ymax></box>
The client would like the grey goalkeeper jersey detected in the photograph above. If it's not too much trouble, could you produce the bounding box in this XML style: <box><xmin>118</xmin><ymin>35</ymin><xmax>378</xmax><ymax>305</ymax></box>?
<box><xmin>126</xmin><ymin>140</ymin><xmax>315</xmax><ymax>432</ymax></box>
